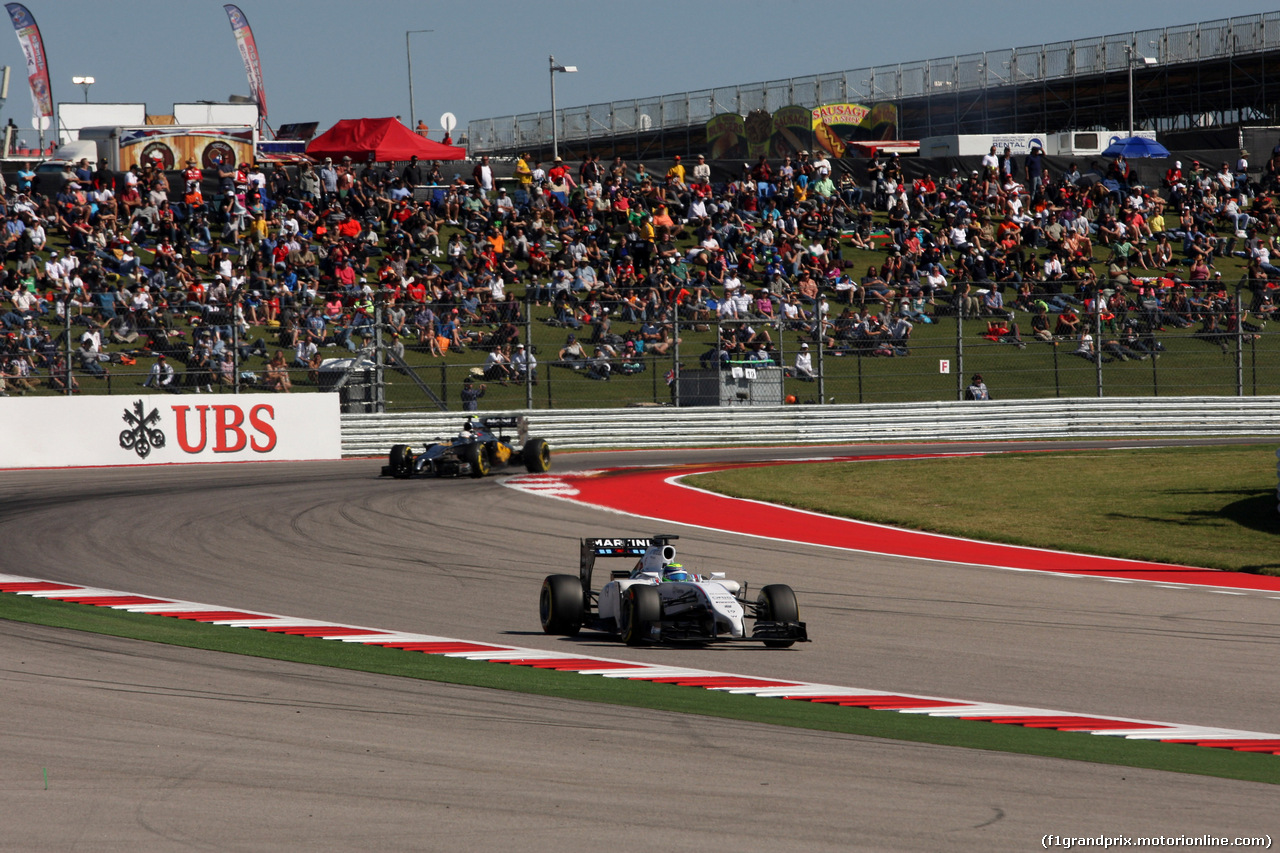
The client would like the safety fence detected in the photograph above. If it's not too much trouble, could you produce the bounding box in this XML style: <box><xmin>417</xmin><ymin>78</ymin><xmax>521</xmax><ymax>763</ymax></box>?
<box><xmin>30</xmin><ymin>309</ymin><xmax>1280</xmax><ymax>413</ymax></box>
<box><xmin>468</xmin><ymin>12</ymin><xmax>1280</xmax><ymax>153</ymax></box>
<box><xmin>340</xmin><ymin>396</ymin><xmax>1280</xmax><ymax>456</ymax></box>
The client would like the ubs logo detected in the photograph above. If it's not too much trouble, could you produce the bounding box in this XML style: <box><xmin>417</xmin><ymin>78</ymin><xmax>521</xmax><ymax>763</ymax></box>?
<box><xmin>118</xmin><ymin>401</ymin><xmax>279</xmax><ymax>458</ymax></box>
<box><xmin>119</xmin><ymin>400</ymin><xmax>167</xmax><ymax>459</ymax></box>
<box><xmin>172</xmin><ymin>404</ymin><xmax>277</xmax><ymax>453</ymax></box>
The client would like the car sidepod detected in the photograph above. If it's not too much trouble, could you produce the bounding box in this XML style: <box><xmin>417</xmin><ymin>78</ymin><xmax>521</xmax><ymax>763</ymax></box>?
<box><xmin>657</xmin><ymin>581</ymin><xmax>746</xmax><ymax>639</ymax></box>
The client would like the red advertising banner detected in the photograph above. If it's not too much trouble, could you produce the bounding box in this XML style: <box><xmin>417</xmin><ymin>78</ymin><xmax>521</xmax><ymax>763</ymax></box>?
<box><xmin>224</xmin><ymin>4</ymin><xmax>267</xmax><ymax>120</ymax></box>
<box><xmin>5</xmin><ymin>3</ymin><xmax>52</xmax><ymax>127</ymax></box>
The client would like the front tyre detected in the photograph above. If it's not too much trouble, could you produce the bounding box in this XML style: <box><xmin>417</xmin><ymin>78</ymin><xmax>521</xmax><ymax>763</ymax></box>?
<box><xmin>523</xmin><ymin>437</ymin><xmax>551</xmax><ymax>473</ymax></box>
<box><xmin>464</xmin><ymin>442</ymin><xmax>490</xmax><ymax>478</ymax></box>
<box><xmin>620</xmin><ymin>584</ymin><xmax>662</xmax><ymax>646</ymax></box>
<box><xmin>539</xmin><ymin>574</ymin><xmax>584</xmax><ymax>636</ymax></box>
<box><xmin>388</xmin><ymin>444</ymin><xmax>413</xmax><ymax>479</ymax></box>
<box><xmin>757</xmin><ymin>584</ymin><xmax>799</xmax><ymax>648</ymax></box>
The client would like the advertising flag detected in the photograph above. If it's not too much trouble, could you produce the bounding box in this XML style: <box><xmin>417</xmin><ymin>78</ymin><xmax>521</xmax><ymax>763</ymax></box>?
<box><xmin>5</xmin><ymin>3</ymin><xmax>52</xmax><ymax>128</ymax></box>
<box><xmin>223</xmin><ymin>4</ymin><xmax>267</xmax><ymax>120</ymax></box>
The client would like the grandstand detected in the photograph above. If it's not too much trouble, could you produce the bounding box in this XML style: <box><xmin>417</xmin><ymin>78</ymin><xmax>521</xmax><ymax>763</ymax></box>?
<box><xmin>468</xmin><ymin>12</ymin><xmax>1280</xmax><ymax>161</ymax></box>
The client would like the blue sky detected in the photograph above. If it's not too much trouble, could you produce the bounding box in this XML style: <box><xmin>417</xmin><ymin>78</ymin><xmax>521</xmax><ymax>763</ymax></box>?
<box><xmin>5</xmin><ymin>0</ymin><xmax>1278</xmax><ymax>145</ymax></box>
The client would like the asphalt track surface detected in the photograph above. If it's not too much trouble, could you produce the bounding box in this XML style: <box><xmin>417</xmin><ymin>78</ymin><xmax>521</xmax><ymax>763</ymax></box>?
<box><xmin>2</xmin><ymin>441</ymin><xmax>1277</xmax><ymax>850</ymax></box>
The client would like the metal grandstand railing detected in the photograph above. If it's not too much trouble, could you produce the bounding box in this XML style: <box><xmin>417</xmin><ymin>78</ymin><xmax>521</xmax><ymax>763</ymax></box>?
<box><xmin>340</xmin><ymin>397</ymin><xmax>1280</xmax><ymax>456</ymax></box>
<box><xmin>468</xmin><ymin>11</ymin><xmax>1280</xmax><ymax>154</ymax></box>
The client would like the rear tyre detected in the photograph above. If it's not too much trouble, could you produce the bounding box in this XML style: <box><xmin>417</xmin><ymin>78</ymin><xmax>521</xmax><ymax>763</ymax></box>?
<box><xmin>539</xmin><ymin>574</ymin><xmax>584</xmax><ymax>636</ymax></box>
<box><xmin>757</xmin><ymin>584</ymin><xmax>799</xmax><ymax>648</ymax></box>
<box><xmin>620</xmin><ymin>584</ymin><xmax>662</xmax><ymax>646</ymax></box>
<box><xmin>388</xmin><ymin>444</ymin><xmax>413</xmax><ymax>479</ymax></box>
<box><xmin>523</xmin><ymin>437</ymin><xmax>551</xmax><ymax>473</ymax></box>
<box><xmin>464</xmin><ymin>443</ymin><xmax>489</xmax><ymax>478</ymax></box>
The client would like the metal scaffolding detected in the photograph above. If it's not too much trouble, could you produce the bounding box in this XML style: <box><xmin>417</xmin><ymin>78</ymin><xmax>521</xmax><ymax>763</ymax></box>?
<box><xmin>468</xmin><ymin>12</ymin><xmax>1280</xmax><ymax>159</ymax></box>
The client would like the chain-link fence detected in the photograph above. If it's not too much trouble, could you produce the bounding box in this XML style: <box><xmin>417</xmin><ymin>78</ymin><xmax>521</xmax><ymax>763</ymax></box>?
<box><xmin>17</xmin><ymin>297</ymin><xmax>1275</xmax><ymax>411</ymax></box>
<box><xmin>366</xmin><ymin>310</ymin><xmax>1276</xmax><ymax>412</ymax></box>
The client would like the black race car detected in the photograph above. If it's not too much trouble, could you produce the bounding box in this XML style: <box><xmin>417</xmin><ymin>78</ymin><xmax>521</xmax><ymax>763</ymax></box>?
<box><xmin>382</xmin><ymin>416</ymin><xmax>551</xmax><ymax>479</ymax></box>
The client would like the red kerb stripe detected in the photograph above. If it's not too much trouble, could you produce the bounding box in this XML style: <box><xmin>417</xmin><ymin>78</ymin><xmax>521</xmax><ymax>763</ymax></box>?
<box><xmin>249</xmin><ymin>626</ymin><xmax>390</xmax><ymax>637</ymax></box>
<box><xmin>364</xmin><ymin>641</ymin><xmax>509</xmax><ymax>653</ymax></box>
<box><xmin>158</xmin><ymin>610</ymin><xmax>275</xmax><ymax>621</ymax></box>
<box><xmin>0</xmin><ymin>582</ymin><xmax>81</xmax><ymax>592</ymax></box>
<box><xmin>47</xmin><ymin>595</ymin><xmax>171</xmax><ymax>606</ymax></box>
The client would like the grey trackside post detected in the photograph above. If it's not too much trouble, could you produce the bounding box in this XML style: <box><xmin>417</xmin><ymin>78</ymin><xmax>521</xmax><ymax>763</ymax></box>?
<box><xmin>1095</xmin><ymin>306</ymin><xmax>1103</xmax><ymax>398</ymax></box>
<box><xmin>1235</xmin><ymin>286</ymin><xmax>1244</xmax><ymax>397</ymax></box>
<box><xmin>524</xmin><ymin>291</ymin><xmax>533</xmax><ymax>410</ymax></box>
<box><xmin>814</xmin><ymin>292</ymin><xmax>825</xmax><ymax>404</ymax></box>
<box><xmin>375</xmin><ymin>301</ymin><xmax>385</xmax><ymax>413</ymax></box>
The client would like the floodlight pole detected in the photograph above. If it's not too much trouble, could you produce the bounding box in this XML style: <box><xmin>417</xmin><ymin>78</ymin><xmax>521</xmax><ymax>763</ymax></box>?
<box><xmin>406</xmin><ymin>30</ymin><xmax>433</xmax><ymax>133</ymax></box>
<box><xmin>1126</xmin><ymin>45</ymin><xmax>1135</xmax><ymax>137</ymax></box>
<box><xmin>549</xmin><ymin>55</ymin><xmax>577</xmax><ymax>160</ymax></box>
<box><xmin>1125</xmin><ymin>47</ymin><xmax>1157</xmax><ymax>137</ymax></box>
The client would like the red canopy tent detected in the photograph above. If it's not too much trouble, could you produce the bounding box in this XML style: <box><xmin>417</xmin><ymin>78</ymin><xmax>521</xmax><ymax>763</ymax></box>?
<box><xmin>307</xmin><ymin>117</ymin><xmax>465</xmax><ymax>162</ymax></box>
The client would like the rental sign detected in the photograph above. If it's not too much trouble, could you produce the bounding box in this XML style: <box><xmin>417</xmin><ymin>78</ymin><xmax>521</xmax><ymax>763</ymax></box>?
<box><xmin>1</xmin><ymin>394</ymin><xmax>340</xmax><ymax>468</ymax></box>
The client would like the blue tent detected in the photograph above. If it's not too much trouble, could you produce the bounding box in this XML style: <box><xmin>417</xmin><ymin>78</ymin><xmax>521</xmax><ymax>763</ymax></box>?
<box><xmin>1101</xmin><ymin>136</ymin><xmax>1171</xmax><ymax>158</ymax></box>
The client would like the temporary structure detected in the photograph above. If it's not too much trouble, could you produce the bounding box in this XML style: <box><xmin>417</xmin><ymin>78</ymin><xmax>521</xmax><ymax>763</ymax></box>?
<box><xmin>307</xmin><ymin>117</ymin><xmax>465</xmax><ymax>162</ymax></box>
<box><xmin>1101</xmin><ymin>136</ymin><xmax>1171</xmax><ymax>158</ymax></box>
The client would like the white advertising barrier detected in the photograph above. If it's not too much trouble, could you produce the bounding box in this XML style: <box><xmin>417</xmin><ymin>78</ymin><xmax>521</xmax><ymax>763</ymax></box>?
<box><xmin>1</xmin><ymin>394</ymin><xmax>341</xmax><ymax>469</ymax></box>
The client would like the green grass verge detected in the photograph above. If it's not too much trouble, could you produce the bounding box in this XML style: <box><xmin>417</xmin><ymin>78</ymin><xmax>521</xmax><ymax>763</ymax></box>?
<box><xmin>2</xmin><ymin>594</ymin><xmax>1276</xmax><ymax>784</ymax></box>
<box><xmin>692</xmin><ymin>444</ymin><xmax>1280</xmax><ymax>575</ymax></box>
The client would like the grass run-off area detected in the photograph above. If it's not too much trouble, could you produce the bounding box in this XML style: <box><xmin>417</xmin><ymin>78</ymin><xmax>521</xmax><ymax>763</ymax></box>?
<box><xmin>0</xmin><ymin>593</ymin><xmax>1276</xmax><ymax>784</ymax></box>
<box><xmin>691</xmin><ymin>444</ymin><xmax>1280</xmax><ymax>575</ymax></box>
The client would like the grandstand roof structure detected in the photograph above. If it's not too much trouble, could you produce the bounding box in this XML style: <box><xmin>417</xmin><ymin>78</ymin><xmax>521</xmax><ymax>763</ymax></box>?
<box><xmin>468</xmin><ymin>12</ymin><xmax>1280</xmax><ymax>161</ymax></box>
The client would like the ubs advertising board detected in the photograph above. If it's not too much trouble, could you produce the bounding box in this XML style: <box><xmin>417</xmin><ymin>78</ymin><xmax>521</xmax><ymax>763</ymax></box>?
<box><xmin>0</xmin><ymin>394</ymin><xmax>340</xmax><ymax>469</ymax></box>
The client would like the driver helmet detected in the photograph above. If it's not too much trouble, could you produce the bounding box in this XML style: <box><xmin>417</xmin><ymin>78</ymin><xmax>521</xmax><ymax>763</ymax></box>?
<box><xmin>662</xmin><ymin>563</ymin><xmax>689</xmax><ymax>582</ymax></box>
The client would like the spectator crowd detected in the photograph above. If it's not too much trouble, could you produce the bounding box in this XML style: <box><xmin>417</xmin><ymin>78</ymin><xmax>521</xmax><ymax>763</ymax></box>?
<box><xmin>0</xmin><ymin>133</ymin><xmax>1276</xmax><ymax>398</ymax></box>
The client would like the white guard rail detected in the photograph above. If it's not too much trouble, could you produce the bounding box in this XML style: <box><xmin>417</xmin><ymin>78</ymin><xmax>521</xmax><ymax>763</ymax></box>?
<box><xmin>341</xmin><ymin>397</ymin><xmax>1280</xmax><ymax>456</ymax></box>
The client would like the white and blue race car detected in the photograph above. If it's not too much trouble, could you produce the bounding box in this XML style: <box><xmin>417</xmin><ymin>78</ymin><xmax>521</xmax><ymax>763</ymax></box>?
<box><xmin>539</xmin><ymin>535</ymin><xmax>808</xmax><ymax>647</ymax></box>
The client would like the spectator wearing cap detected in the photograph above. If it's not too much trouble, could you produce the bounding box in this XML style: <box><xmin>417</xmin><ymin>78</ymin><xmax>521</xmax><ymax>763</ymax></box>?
<box><xmin>435</xmin><ymin>308</ymin><xmax>463</xmax><ymax>352</ymax></box>
<box><xmin>546</xmin><ymin>157</ymin><xmax>573</xmax><ymax>206</ymax></box>
<box><xmin>585</xmin><ymin>345</ymin><xmax>612</xmax><ymax>381</ymax></box>
<box><xmin>514</xmin><ymin>153</ymin><xmax>533</xmax><ymax>198</ymax></box>
<box><xmin>666</xmin><ymin>155</ymin><xmax>686</xmax><ymax>190</ymax></box>
<box><xmin>792</xmin><ymin>341</ymin><xmax>815</xmax><ymax>381</ymax></box>
<box><xmin>493</xmin><ymin>186</ymin><xmax>515</xmax><ymax>219</ymax></box>
<box><xmin>691</xmin><ymin>154</ymin><xmax>711</xmax><ymax>185</ymax></box>
<box><xmin>512</xmin><ymin>342</ymin><xmax>537</xmax><ymax>383</ymax></box>
<box><xmin>43</xmin><ymin>250</ymin><xmax>69</xmax><ymax>288</ymax></box>
<box><xmin>143</xmin><ymin>354</ymin><xmax>177</xmax><ymax>391</ymax></box>
<box><xmin>318</xmin><ymin>157</ymin><xmax>339</xmax><ymax>202</ymax></box>
<box><xmin>558</xmin><ymin>332</ymin><xmax>586</xmax><ymax>367</ymax></box>
<box><xmin>812</xmin><ymin>170</ymin><xmax>837</xmax><ymax>201</ymax></box>
<box><xmin>460</xmin><ymin>375</ymin><xmax>486</xmax><ymax>411</ymax></box>
<box><xmin>77</xmin><ymin>336</ymin><xmax>108</xmax><ymax>378</ymax></box>
<box><xmin>1025</xmin><ymin>145</ymin><xmax>1045</xmax><ymax>198</ymax></box>
<box><xmin>1236</xmin><ymin>149</ymin><xmax>1250</xmax><ymax>193</ymax></box>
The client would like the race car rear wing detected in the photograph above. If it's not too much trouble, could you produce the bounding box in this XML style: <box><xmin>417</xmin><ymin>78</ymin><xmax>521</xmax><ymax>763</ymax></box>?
<box><xmin>478</xmin><ymin>416</ymin><xmax>528</xmax><ymax>444</ymax></box>
<box><xmin>579</xmin><ymin>535</ymin><xmax>679</xmax><ymax>590</ymax></box>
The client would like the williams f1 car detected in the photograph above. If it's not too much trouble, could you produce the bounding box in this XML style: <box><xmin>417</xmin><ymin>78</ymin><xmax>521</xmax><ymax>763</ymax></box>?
<box><xmin>539</xmin><ymin>535</ymin><xmax>809</xmax><ymax>647</ymax></box>
<box><xmin>382</xmin><ymin>416</ymin><xmax>551</xmax><ymax>479</ymax></box>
